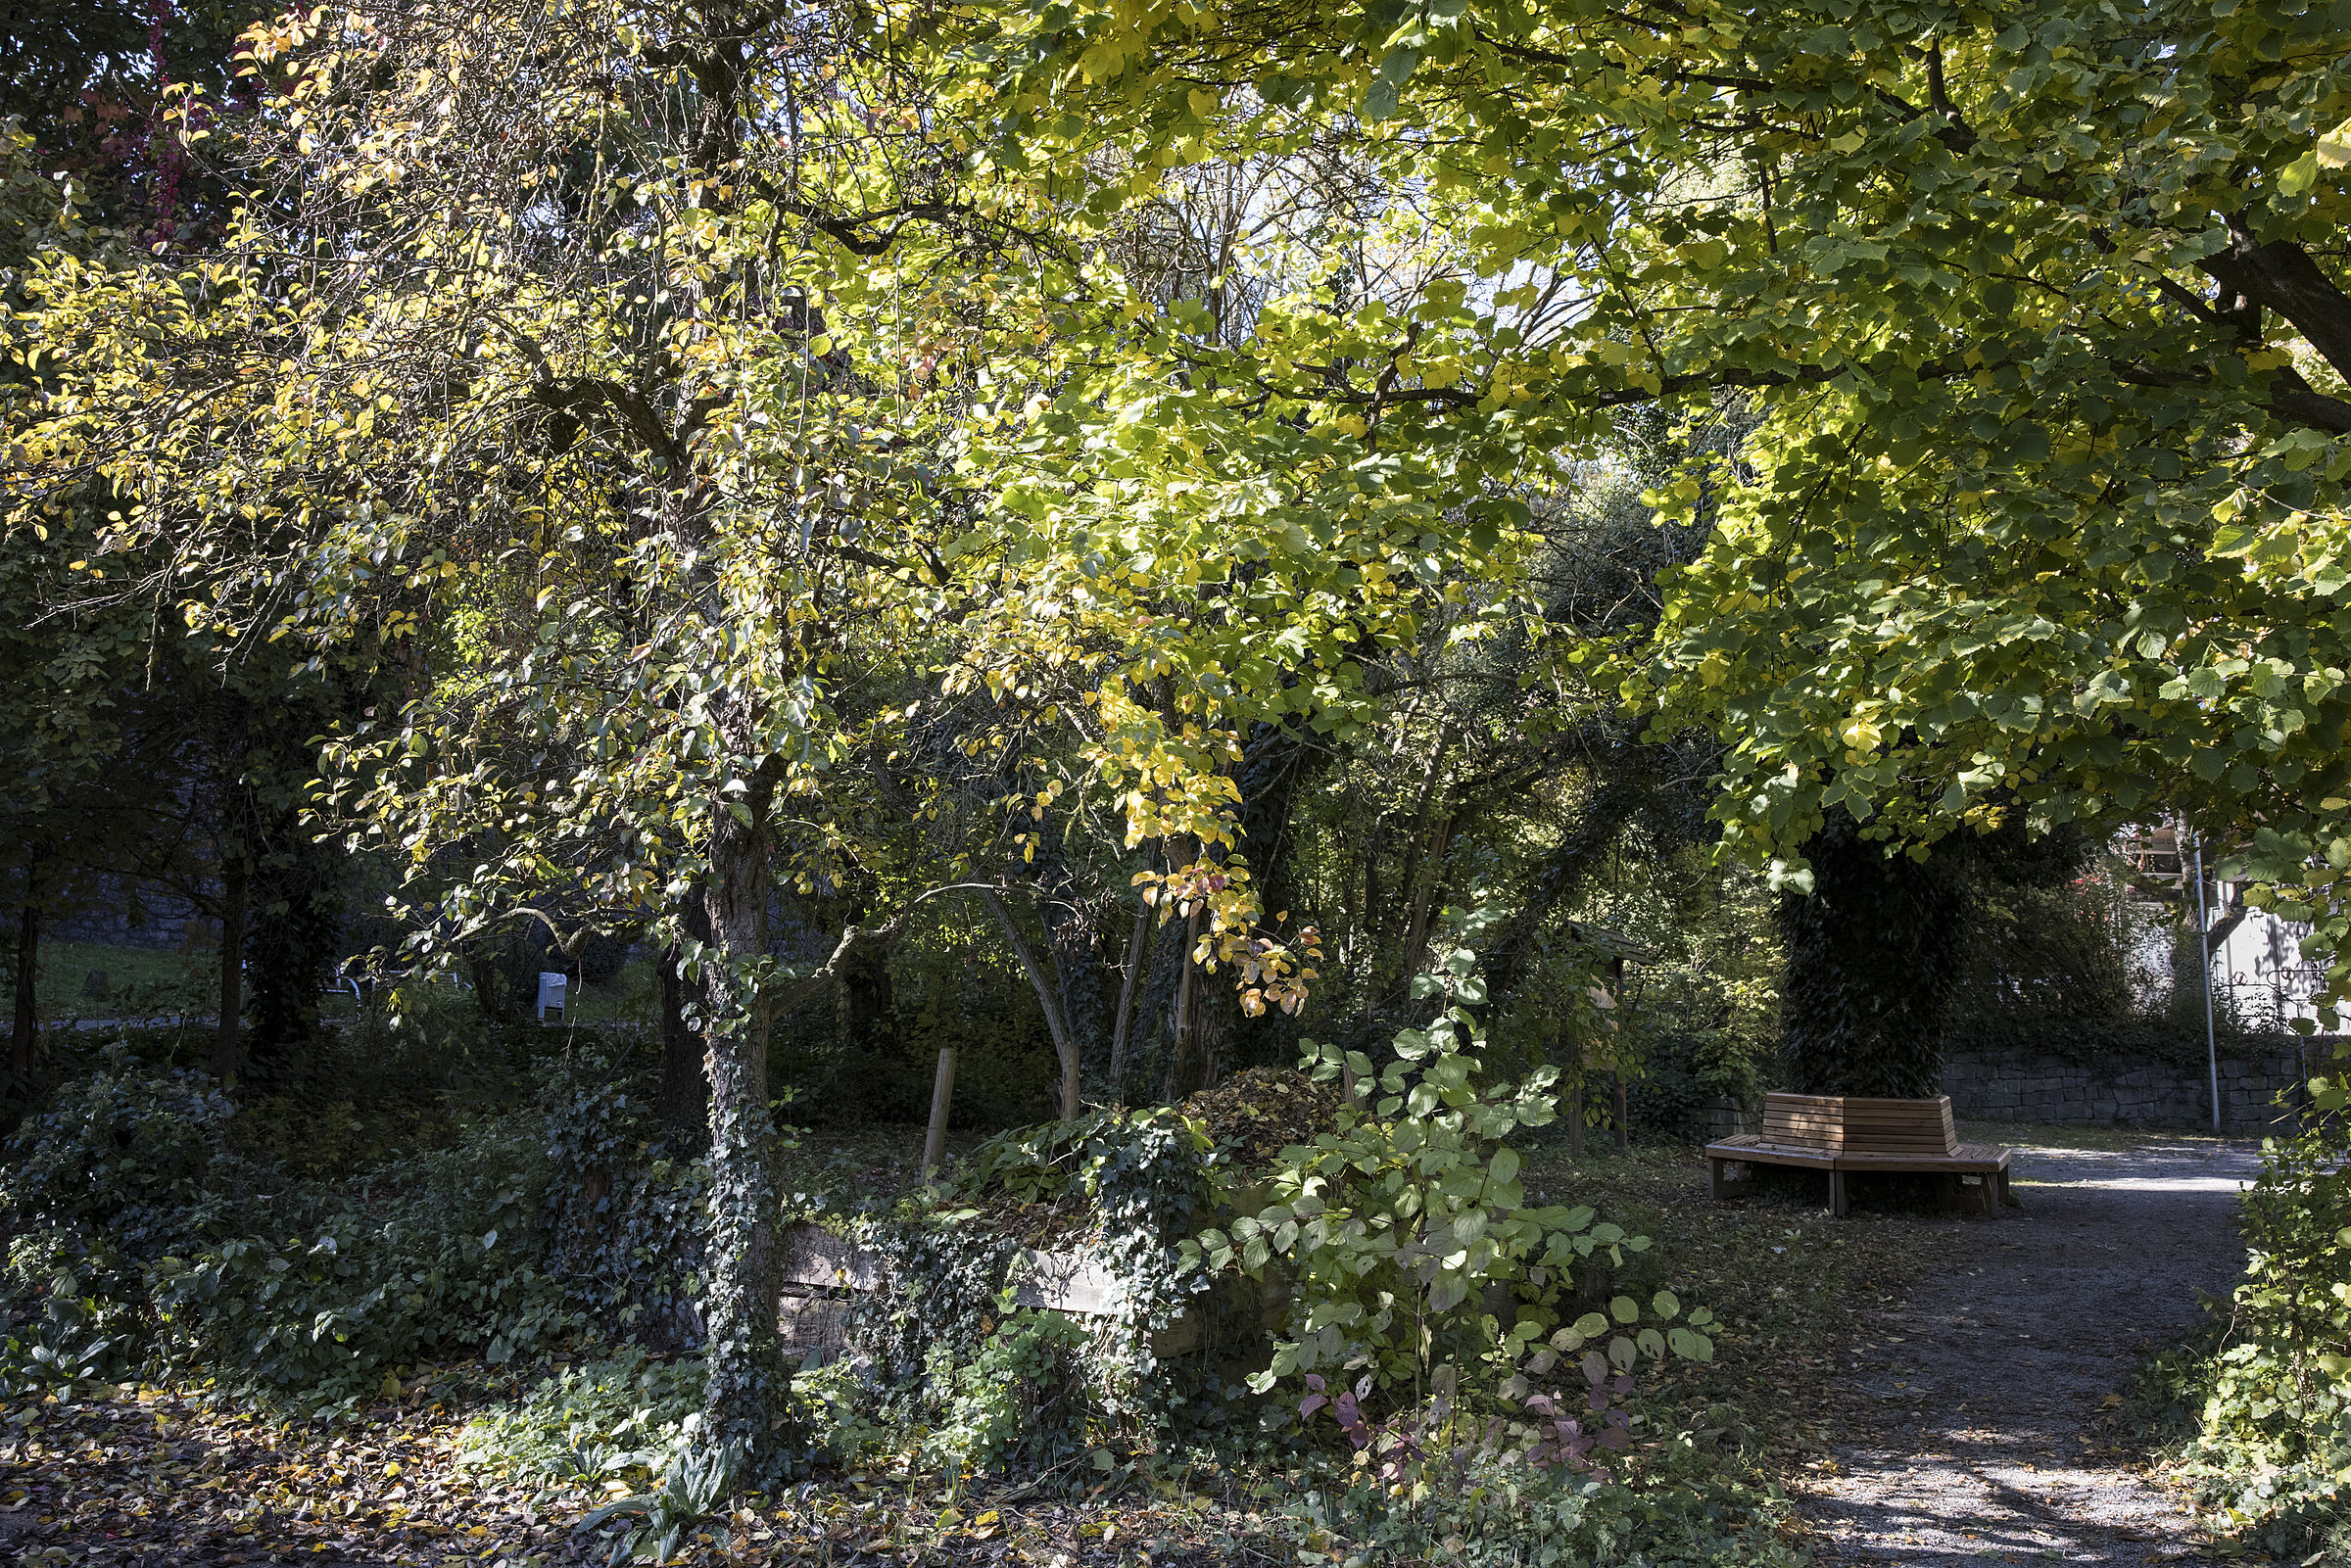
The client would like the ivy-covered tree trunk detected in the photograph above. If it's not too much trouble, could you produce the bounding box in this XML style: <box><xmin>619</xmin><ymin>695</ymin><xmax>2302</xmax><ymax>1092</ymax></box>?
<box><xmin>1776</xmin><ymin>809</ymin><xmax>1972</xmax><ymax>1099</ymax></box>
<box><xmin>696</xmin><ymin>779</ymin><xmax>792</xmax><ymax>1474</ymax></box>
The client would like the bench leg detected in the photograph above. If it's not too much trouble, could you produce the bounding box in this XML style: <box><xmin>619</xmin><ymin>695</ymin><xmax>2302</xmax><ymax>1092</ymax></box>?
<box><xmin>1987</xmin><ymin>1170</ymin><xmax>2005</xmax><ymax>1217</ymax></box>
<box><xmin>1827</xmin><ymin>1169</ymin><xmax>1848</xmax><ymax>1218</ymax></box>
<box><xmin>1708</xmin><ymin>1158</ymin><xmax>1750</xmax><ymax>1201</ymax></box>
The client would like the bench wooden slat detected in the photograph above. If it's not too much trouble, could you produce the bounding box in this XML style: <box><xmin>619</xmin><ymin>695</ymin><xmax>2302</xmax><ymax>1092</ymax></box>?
<box><xmin>1706</xmin><ymin>1131</ymin><xmax>2012</xmax><ymax>1218</ymax></box>
<box><xmin>1757</xmin><ymin>1090</ymin><xmax>1957</xmax><ymax>1157</ymax></box>
<box><xmin>1834</xmin><ymin>1151</ymin><xmax>2008</xmax><ymax>1173</ymax></box>
<box><xmin>1705</xmin><ymin>1136</ymin><xmax>1838</xmax><ymax>1168</ymax></box>
<box><xmin>1706</xmin><ymin>1139</ymin><xmax>2009</xmax><ymax>1172</ymax></box>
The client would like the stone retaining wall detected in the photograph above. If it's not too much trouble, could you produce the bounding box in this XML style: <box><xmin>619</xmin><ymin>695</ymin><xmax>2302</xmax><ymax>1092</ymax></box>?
<box><xmin>1940</xmin><ymin>1043</ymin><xmax>2324</xmax><ymax>1128</ymax></box>
<box><xmin>46</xmin><ymin>879</ymin><xmax>210</xmax><ymax>951</ymax></box>
<box><xmin>774</xmin><ymin>1223</ymin><xmax>1280</xmax><ymax>1365</ymax></box>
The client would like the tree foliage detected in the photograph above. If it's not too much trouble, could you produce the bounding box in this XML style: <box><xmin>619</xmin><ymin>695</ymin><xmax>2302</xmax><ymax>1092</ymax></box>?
<box><xmin>956</xmin><ymin>0</ymin><xmax>2351</xmax><ymax>990</ymax></box>
<box><xmin>18</xmin><ymin>0</ymin><xmax>2351</xmax><ymax>1468</ymax></box>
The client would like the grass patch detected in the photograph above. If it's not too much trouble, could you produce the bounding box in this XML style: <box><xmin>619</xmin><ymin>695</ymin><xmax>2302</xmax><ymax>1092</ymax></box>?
<box><xmin>26</xmin><ymin>941</ymin><xmax>218</xmax><ymax>1022</ymax></box>
<box><xmin>1959</xmin><ymin>1118</ymin><xmax>2241</xmax><ymax>1155</ymax></box>
<box><xmin>1520</xmin><ymin>1138</ymin><xmax>1950</xmax><ymax>1471</ymax></box>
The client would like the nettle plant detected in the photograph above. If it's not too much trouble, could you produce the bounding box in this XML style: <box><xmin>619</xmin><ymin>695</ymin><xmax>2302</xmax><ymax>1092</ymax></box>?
<box><xmin>1187</xmin><ymin>908</ymin><xmax>1713</xmax><ymax>1478</ymax></box>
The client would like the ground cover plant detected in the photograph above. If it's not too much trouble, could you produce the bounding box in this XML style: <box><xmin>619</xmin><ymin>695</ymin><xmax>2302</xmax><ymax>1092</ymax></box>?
<box><xmin>0</xmin><ymin>925</ymin><xmax>1832</xmax><ymax>1566</ymax></box>
<box><xmin>0</xmin><ymin>1064</ymin><xmax>1847</xmax><ymax>1568</ymax></box>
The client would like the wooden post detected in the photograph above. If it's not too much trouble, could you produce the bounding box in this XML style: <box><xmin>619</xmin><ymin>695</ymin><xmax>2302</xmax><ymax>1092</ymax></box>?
<box><xmin>1612</xmin><ymin>1073</ymin><xmax>1630</xmax><ymax>1154</ymax></box>
<box><xmin>922</xmin><ymin>1047</ymin><xmax>956</xmax><ymax>1180</ymax></box>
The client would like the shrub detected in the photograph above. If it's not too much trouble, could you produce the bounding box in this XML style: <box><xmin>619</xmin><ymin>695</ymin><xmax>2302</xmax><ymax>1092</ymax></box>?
<box><xmin>1273</xmin><ymin>1439</ymin><xmax>1801</xmax><ymax>1568</ymax></box>
<box><xmin>2149</xmin><ymin>1086</ymin><xmax>2351</xmax><ymax>1561</ymax></box>
<box><xmin>922</xmin><ymin>1300</ymin><xmax>1099</xmax><ymax>1474</ymax></box>
<box><xmin>0</xmin><ymin>1050</ymin><xmax>578</xmax><ymax>1413</ymax></box>
<box><xmin>1616</xmin><ymin>1031</ymin><xmax>1717</xmax><ymax>1144</ymax></box>
<box><xmin>0</xmin><ymin>1052</ymin><xmax>237</xmax><ymax>1296</ymax></box>
<box><xmin>1188</xmin><ymin>929</ymin><xmax>1713</xmax><ymax>1414</ymax></box>
<box><xmin>145</xmin><ymin>1117</ymin><xmax>573</xmax><ymax>1412</ymax></box>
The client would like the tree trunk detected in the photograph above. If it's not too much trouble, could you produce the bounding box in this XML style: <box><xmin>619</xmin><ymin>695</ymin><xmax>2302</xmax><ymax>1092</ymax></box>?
<box><xmin>1380</xmin><ymin>721</ymin><xmax>1456</xmax><ymax>972</ymax></box>
<box><xmin>1046</xmin><ymin>896</ymin><xmax>1111</xmax><ymax>1091</ymax></box>
<box><xmin>1778</xmin><ymin>808</ymin><xmax>1972</xmax><ymax>1098</ymax></box>
<box><xmin>656</xmin><ymin>939</ymin><xmax>709</xmax><ymax>1137</ymax></box>
<box><xmin>1481</xmin><ymin>757</ymin><xmax>1653</xmax><ymax>1008</ymax></box>
<box><xmin>983</xmin><ymin>889</ymin><xmax>1080</xmax><ymax>1120</ymax></box>
<box><xmin>11</xmin><ymin>901</ymin><xmax>36</xmax><ymax>1083</ymax></box>
<box><xmin>1107</xmin><ymin>897</ymin><xmax>1154</xmax><ymax>1100</ymax></box>
<box><xmin>469</xmin><ymin>930</ymin><xmax>524</xmax><ymax>1027</ymax></box>
<box><xmin>1397</xmin><ymin>813</ymin><xmax>1455</xmax><ymax>985</ymax></box>
<box><xmin>246</xmin><ymin>801</ymin><xmax>344</xmax><ymax>1063</ymax></box>
<box><xmin>832</xmin><ymin>900</ymin><xmax>896</xmax><ymax>1057</ymax></box>
<box><xmin>1165</xmin><ymin>905</ymin><xmax>1216</xmax><ymax>1099</ymax></box>
<box><xmin>214</xmin><ymin>860</ymin><xmax>246</xmax><ymax>1083</ymax></box>
<box><xmin>696</xmin><ymin>784</ymin><xmax>793</xmax><ymax>1472</ymax></box>
<box><xmin>1222</xmin><ymin>721</ymin><xmax>1325</xmax><ymax>1073</ymax></box>
<box><xmin>1132</xmin><ymin>723</ymin><xmax>1322</xmax><ymax>1097</ymax></box>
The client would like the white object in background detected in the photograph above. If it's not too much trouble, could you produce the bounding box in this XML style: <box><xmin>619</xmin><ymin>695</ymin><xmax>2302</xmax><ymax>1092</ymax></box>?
<box><xmin>537</xmin><ymin>972</ymin><xmax>568</xmax><ymax>1022</ymax></box>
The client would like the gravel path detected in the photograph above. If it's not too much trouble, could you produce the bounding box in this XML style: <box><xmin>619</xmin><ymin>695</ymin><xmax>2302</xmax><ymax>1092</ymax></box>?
<box><xmin>1799</xmin><ymin>1132</ymin><xmax>2262</xmax><ymax>1565</ymax></box>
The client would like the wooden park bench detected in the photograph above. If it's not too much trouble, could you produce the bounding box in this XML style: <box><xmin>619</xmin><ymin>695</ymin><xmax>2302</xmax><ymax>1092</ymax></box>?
<box><xmin>1705</xmin><ymin>1093</ymin><xmax>2011</xmax><ymax>1218</ymax></box>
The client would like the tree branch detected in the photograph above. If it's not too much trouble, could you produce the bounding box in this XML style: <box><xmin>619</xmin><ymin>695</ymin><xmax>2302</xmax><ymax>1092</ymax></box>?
<box><xmin>2199</xmin><ymin>228</ymin><xmax>2351</xmax><ymax>386</ymax></box>
<box><xmin>981</xmin><ymin>888</ymin><xmax>1080</xmax><ymax>1118</ymax></box>
<box><xmin>2106</xmin><ymin>357</ymin><xmax>2351</xmax><ymax>436</ymax></box>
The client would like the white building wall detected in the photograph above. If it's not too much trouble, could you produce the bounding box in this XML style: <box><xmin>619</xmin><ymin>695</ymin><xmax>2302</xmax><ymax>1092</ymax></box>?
<box><xmin>2208</xmin><ymin>894</ymin><xmax>2350</xmax><ymax>1033</ymax></box>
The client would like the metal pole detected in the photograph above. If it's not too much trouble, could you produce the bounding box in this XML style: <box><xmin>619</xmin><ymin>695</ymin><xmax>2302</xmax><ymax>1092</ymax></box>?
<box><xmin>2194</xmin><ymin>836</ymin><xmax>2221</xmax><ymax>1131</ymax></box>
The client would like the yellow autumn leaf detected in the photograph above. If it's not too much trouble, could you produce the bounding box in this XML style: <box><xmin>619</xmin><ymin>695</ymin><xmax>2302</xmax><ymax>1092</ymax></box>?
<box><xmin>1079</xmin><ymin>41</ymin><xmax>1123</xmax><ymax>82</ymax></box>
<box><xmin>2320</xmin><ymin>117</ymin><xmax>2351</xmax><ymax>168</ymax></box>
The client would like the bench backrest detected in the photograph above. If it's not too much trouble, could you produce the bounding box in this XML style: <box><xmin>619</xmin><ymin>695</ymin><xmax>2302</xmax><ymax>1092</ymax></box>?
<box><xmin>1761</xmin><ymin>1092</ymin><xmax>1956</xmax><ymax>1156</ymax></box>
